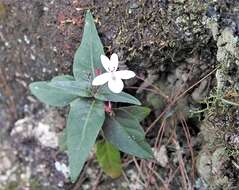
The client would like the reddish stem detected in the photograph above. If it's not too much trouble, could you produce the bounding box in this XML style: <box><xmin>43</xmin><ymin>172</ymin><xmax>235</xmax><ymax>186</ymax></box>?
<box><xmin>104</xmin><ymin>101</ymin><xmax>112</xmax><ymax>115</ymax></box>
<box><xmin>95</xmin><ymin>68</ymin><xmax>101</xmax><ymax>76</ymax></box>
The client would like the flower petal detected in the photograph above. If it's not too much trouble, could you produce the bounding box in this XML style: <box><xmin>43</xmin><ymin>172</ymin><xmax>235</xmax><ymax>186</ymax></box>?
<box><xmin>101</xmin><ymin>55</ymin><xmax>111</xmax><ymax>72</ymax></box>
<box><xmin>92</xmin><ymin>73</ymin><xmax>111</xmax><ymax>86</ymax></box>
<box><xmin>115</xmin><ymin>70</ymin><xmax>136</xmax><ymax>79</ymax></box>
<box><xmin>110</xmin><ymin>53</ymin><xmax>119</xmax><ymax>71</ymax></box>
<box><xmin>108</xmin><ymin>78</ymin><xmax>124</xmax><ymax>93</ymax></box>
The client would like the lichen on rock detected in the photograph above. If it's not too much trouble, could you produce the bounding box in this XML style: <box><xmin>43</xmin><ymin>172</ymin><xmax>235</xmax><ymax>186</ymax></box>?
<box><xmin>197</xmin><ymin>1</ymin><xmax>239</xmax><ymax>188</ymax></box>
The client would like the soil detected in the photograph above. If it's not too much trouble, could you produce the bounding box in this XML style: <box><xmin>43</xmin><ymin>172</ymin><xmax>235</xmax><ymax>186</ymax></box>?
<box><xmin>0</xmin><ymin>0</ymin><xmax>239</xmax><ymax>189</ymax></box>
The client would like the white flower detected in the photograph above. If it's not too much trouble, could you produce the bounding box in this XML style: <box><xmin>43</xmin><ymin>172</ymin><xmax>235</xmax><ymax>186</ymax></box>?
<box><xmin>92</xmin><ymin>53</ymin><xmax>136</xmax><ymax>93</ymax></box>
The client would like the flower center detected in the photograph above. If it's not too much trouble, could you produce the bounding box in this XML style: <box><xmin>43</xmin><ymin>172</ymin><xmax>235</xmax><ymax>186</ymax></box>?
<box><xmin>111</xmin><ymin>72</ymin><xmax>116</xmax><ymax>81</ymax></box>
<box><xmin>108</xmin><ymin>66</ymin><xmax>116</xmax><ymax>72</ymax></box>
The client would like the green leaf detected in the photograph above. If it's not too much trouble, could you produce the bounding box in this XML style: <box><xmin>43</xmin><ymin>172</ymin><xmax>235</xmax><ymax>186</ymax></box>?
<box><xmin>103</xmin><ymin>109</ymin><xmax>153</xmax><ymax>159</ymax></box>
<box><xmin>59</xmin><ymin>128</ymin><xmax>67</xmax><ymax>152</ymax></box>
<box><xmin>116</xmin><ymin>106</ymin><xmax>151</xmax><ymax>122</ymax></box>
<box><xmin>29</xmin><ymin>81</ymin><xmax>78</xmax><ymax>107</ymax></box>
<box><xmin>51</xmin><ymin>75</ymin><xmax>75</xmax><ymax>81</ymax></box>
<box><xmin>73</xmin><ymin>10</ymin><xmax>105</xmax><ymax>81</ymax></box>
<box><xmin>49</xmin><ymin>80</ymin><xmax>92</xmax><ymax>97</ymax></box>
<box><xmin>94</xmin><ymin>86</ymin><xmax>141</xmax><ymax>105</ymax></box>
<box><xmin>67</xmin><ymin>99</ymin><xmax>105</xmax><ymax>182</ymax></box>
<box><xmin>51</xmin><ymin>74</ymin><xmax>92</xmax><ymax>97</ymax></box>
<box><xmin>96</xmin><ymin>140</ymin><xmax>122</xmax><ymax>178</ymax></box>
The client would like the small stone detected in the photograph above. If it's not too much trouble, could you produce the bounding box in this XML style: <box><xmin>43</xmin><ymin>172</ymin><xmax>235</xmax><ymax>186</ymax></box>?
<box><xmin>82</xmin><ymin>184</ymin><xmax>90</xmax><ymax>190</ymax></box>
<box><xmin>153</xmin><ymin>145</ymin><xmax>168</xmax><ymax>167</ymax></box>
<box><xmin>191</xmin><ymin>79</ymin><xmax>209</xmax><ymax>102</ymax></box>
<box><xmin>34</xmin><ymin>122</ymin><xmax>58</xmax><ymax>148</ymax></box>
<box><xmin>0</xmin><ymin>143</ymin><xmax>19</xmax><ymax>187</ymax></box>
<box><xmin>196</xmin><ymin>151</ymin><xmax>212</xmax><ymax>182</ymax></box>
<box><xmin>30</xmin><ymin>54</ymin><xmax>36</xmax><ymax>60</ymax></box>
<box><xmin>182</xmin><ymin>73</ymin><xmax>189</xmax><ymax>82</ymax></box>
<box><xmin>42</xmin><ymin>68</ymin><xmax>46</xmax><ymax>73</ymax></box>
<box><xmin>24</xmin><ymin>35</ymin><xmax>30</xmax><ymax>44</ymax></box>
<box><xmin>54</xmin><ymin>161</ymin><xmax>70</xmax><ymax>178</ymax></box>
<box><xmin>1</xmin><ymin>155</ymin><xmax>12</xmax><ymax>170</ymax></box>
<box><xmin>43</xmin><ymin>7</ymin><xmax>49</xmax><ymax>11</ymax></box>
<box><xmin>4</xmin><ymin>42</ymin><xmax>10</xmax><ymax>47</ymax></box>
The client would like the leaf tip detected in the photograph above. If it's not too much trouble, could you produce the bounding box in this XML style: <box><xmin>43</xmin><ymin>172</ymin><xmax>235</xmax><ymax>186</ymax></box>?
<box><xmin>29</xmin><ymin>82</ymin><xmax>34</xmax><ymax>89</ymax></box>
<box><xmin>70</xmin><ymin>174</ymin><xmax>78</xmax><ymax>183</ymax></box>
<box><xmin>148</xmin><ymin>152</ymin><xmax>155</xmax><ymax>160</ymax></box>
<box><xmin>146</xmin><ymin>149</ymin><xmax>155</xmax><ymax>160</ymax></box>
<box><xmin>29</xmin><ymin>82</ymin><xmax>40</xmax><ymax>94</ymax></box>
<box><xmin>144</xmin><ymin>107</ymin><xmax>151</xmax><ymax>115</ymax></box>
<box><xmin>136</xmin><ymin>100</ymin><xmax>142</xmax><ymax>105</ymax></box>
<box><xmin>85</xmin><ymin>9</ymin><xmax>93</xmax><ymax>20</ymax></box>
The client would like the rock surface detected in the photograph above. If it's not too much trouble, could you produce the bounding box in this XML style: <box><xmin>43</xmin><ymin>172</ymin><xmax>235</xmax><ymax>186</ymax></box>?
<box><xmin>0</xmin><ymin>0</ymin><xmax>239</xmax><ymax>189</ymax></box>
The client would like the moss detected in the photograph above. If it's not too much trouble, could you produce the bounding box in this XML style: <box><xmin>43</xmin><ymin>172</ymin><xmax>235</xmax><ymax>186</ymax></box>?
<box><xmin>146</xmin><ymin>92</ymin><xmax>165</xmax><ymax>110</ymax></box>
<box><xmin>29</xmin><ymin>179</ymin><xmax>53</xmax><ymax>190</ymax></box>
<box><xmin>0</xmin><ymin>2</ymin><xmax>6</xmax><ymax>19</ymax></box>
<box><xmin>1</xmin><ymin>182</ymin><xmax>18</xmax><ymax>190</ymax></box>
<box><xmin>0</xmin><ymin>177</ymin><xmax>56</xmax><ymax>190</ymax></box>
<box><xmin>93</xmin><ymin>0</ymin><xmax>215</xmax><ymax>74</ymax></box>
<box><xmin>197</xmin><ymin>1</ymin><xmax>239</xmax><ymax>188</ymax></box>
